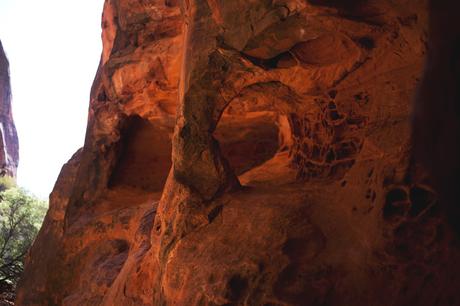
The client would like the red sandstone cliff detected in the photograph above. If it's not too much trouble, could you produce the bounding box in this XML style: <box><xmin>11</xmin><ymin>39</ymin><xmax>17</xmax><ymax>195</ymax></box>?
<box><xmin>16</xmin><ymin>1</ymin><xmax>460</xmax><ymax>305</ymax></box>
<box><xmin>0</xmin><ymin>40</ymin><xmax>19</xmax><ymax>178</ymax></box>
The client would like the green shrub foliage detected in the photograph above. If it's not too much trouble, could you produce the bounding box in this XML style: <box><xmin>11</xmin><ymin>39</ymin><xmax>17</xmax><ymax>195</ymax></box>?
<box><xmin>0</xmin><ymin>183</ymin><xmax>47</xmax><ymax>287</ymax></box>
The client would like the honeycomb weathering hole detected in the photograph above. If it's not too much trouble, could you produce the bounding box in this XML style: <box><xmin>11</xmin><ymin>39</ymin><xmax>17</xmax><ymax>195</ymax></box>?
<box><xmin>109</xmin><ymin>115</ymin><xmax>172</xmax><ymax>192</ymax></box>
<box><xmin>215</xmin><ymin>112</ymin><xmax>280</xmax><ymax>176</ymax></box>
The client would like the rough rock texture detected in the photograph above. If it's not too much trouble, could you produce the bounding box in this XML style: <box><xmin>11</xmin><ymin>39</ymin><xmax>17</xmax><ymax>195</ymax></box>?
<box><xmin>0</xmin><ymin>40</ymin><xmax>19</xmax><ymax>178</ymax></box>
<box><xmin>16</xmin><ymin>1</ymin><xmax>460</xmax><ymax>305</ymax></box>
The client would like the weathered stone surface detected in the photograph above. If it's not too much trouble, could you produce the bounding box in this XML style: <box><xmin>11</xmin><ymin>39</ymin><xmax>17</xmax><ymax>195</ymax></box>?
<box><xmin>16</xmin><ymin>1</ymin><xmax>460</xmax><ymax>305</ymax></box>
<box><xmin>0</xmin><ymin>40</ymin><xmax>19</xmax><ymax>178</ymax></box>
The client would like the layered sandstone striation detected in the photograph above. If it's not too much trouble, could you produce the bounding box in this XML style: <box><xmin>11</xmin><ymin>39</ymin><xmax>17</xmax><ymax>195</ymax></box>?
<box><xmin>0</xmin><ymin>40</ymin><xmax>19</xmax><ymax>178</ymax></box>
<box><xmin>16</xmin><ymin>1</ymin><xmax>460</xmax><ymax>306</ymax></box>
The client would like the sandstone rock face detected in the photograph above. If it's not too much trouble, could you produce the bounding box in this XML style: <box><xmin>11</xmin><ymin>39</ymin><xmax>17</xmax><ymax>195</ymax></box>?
<box><xmin>0</xmin><ymin>40</ymin><xmax>19</xmax><ymax>178</ymax></box>
<box><xmin>16</xmin><ymin>1</ymin><xmax>460</xmax><ymax>305</ymax></box>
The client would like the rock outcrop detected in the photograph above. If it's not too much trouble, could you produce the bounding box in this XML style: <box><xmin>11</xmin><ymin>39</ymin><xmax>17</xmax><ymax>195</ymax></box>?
<box><xmin>16</xmin><ymin>1</ymin><xmax>460</xmax><ymax>305</ymax></box>
<box><xmin>0</xmin><ymin>40</ymin><xmax>19</xmax><ymax>178</ymax></box>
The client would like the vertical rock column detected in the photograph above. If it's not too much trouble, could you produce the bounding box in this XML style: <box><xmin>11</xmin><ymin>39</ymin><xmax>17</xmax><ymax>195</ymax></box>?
<box><xmin>153</xmin><ymin>1</ymin><xmax>241</xmax><ymax>302</ymax></box>
<box><xmin>0</xmin><ymin>40</ymin><xmax>19</xmax><ymax>178</ymax></box>
<box><xmin>172</xmin><ymin>0</ymin><xmax>239</xmax><ymax>199</ymax></box>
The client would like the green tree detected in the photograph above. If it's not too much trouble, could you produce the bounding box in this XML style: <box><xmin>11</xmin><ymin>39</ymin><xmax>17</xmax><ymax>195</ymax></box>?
<box><xmin>0</xmin><ymin>186</ymin><xmax>47</xmax><ymax>287</ymax></box>
<box><xmin>0</xmin><ymin>177</ymin><xmax>16</xmax><ymax>193</ymax></box>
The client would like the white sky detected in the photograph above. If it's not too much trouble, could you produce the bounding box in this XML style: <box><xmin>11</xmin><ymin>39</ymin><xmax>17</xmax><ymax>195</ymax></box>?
<box><xmin>0</xmin><ymin>0</ymin><xmax>104</xmax><ymax>198</ymax></box>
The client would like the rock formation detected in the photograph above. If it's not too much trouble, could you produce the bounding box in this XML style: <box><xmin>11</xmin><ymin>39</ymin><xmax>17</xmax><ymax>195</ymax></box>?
<box><xmin>0</xmin><ymin>40</ymin><xmax>19</xmax><ymax>178</ymax></box>
<box><xmin>16</xmin><ymin>0</ymin><xmax>460</xmax><ymax>305</ymax></box>
<box><xmin>412</xmin><ymin>0</ymin><xmax>460</xmax><ymax>235</ymax></box>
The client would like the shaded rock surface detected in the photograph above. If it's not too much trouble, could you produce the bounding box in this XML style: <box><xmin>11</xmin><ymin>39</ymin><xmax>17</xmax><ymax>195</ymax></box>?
<box><xmin>412</xmin><ymin>0</ymin><xmax>460</xmax><ymax>235</ymax></box>
<box><xmin>16</xmin><ymin>1</ymin><xmax>460</xmax><ymax>305</ymax></box>
<box><xmin>0</xmin><ymin>40</ymin><xmax>19</xmax><ymax>306</ymax></box>
<box><xmin>0</xmin><ymin>40</ymin><xmax>19</xmax><ymax>178</ymax></box>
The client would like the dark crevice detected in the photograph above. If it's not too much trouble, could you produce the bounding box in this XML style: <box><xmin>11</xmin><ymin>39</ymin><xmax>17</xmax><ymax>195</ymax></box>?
<box><xmin>242</xmin><ymin>52</ymin><xmax>295</xmax><ymax>70</ymax></box>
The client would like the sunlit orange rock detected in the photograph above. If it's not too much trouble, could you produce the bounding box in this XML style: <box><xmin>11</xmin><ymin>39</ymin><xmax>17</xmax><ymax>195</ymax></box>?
<box><xmin>16</xmin><ymin>1</ymin><xmax>460</xmax><ymax>305</ymax></box>
<box><xmin>0</xmin><ymin>40</ymin><xmax>19</xmax><ymax>178</ymax></box>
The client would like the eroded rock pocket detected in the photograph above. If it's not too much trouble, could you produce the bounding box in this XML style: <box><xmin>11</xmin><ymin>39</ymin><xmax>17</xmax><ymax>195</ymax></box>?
<box><xmin>109</xmin><ymin>115</ymin><xmax>172</xmax><ymax>192</ymax></box>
